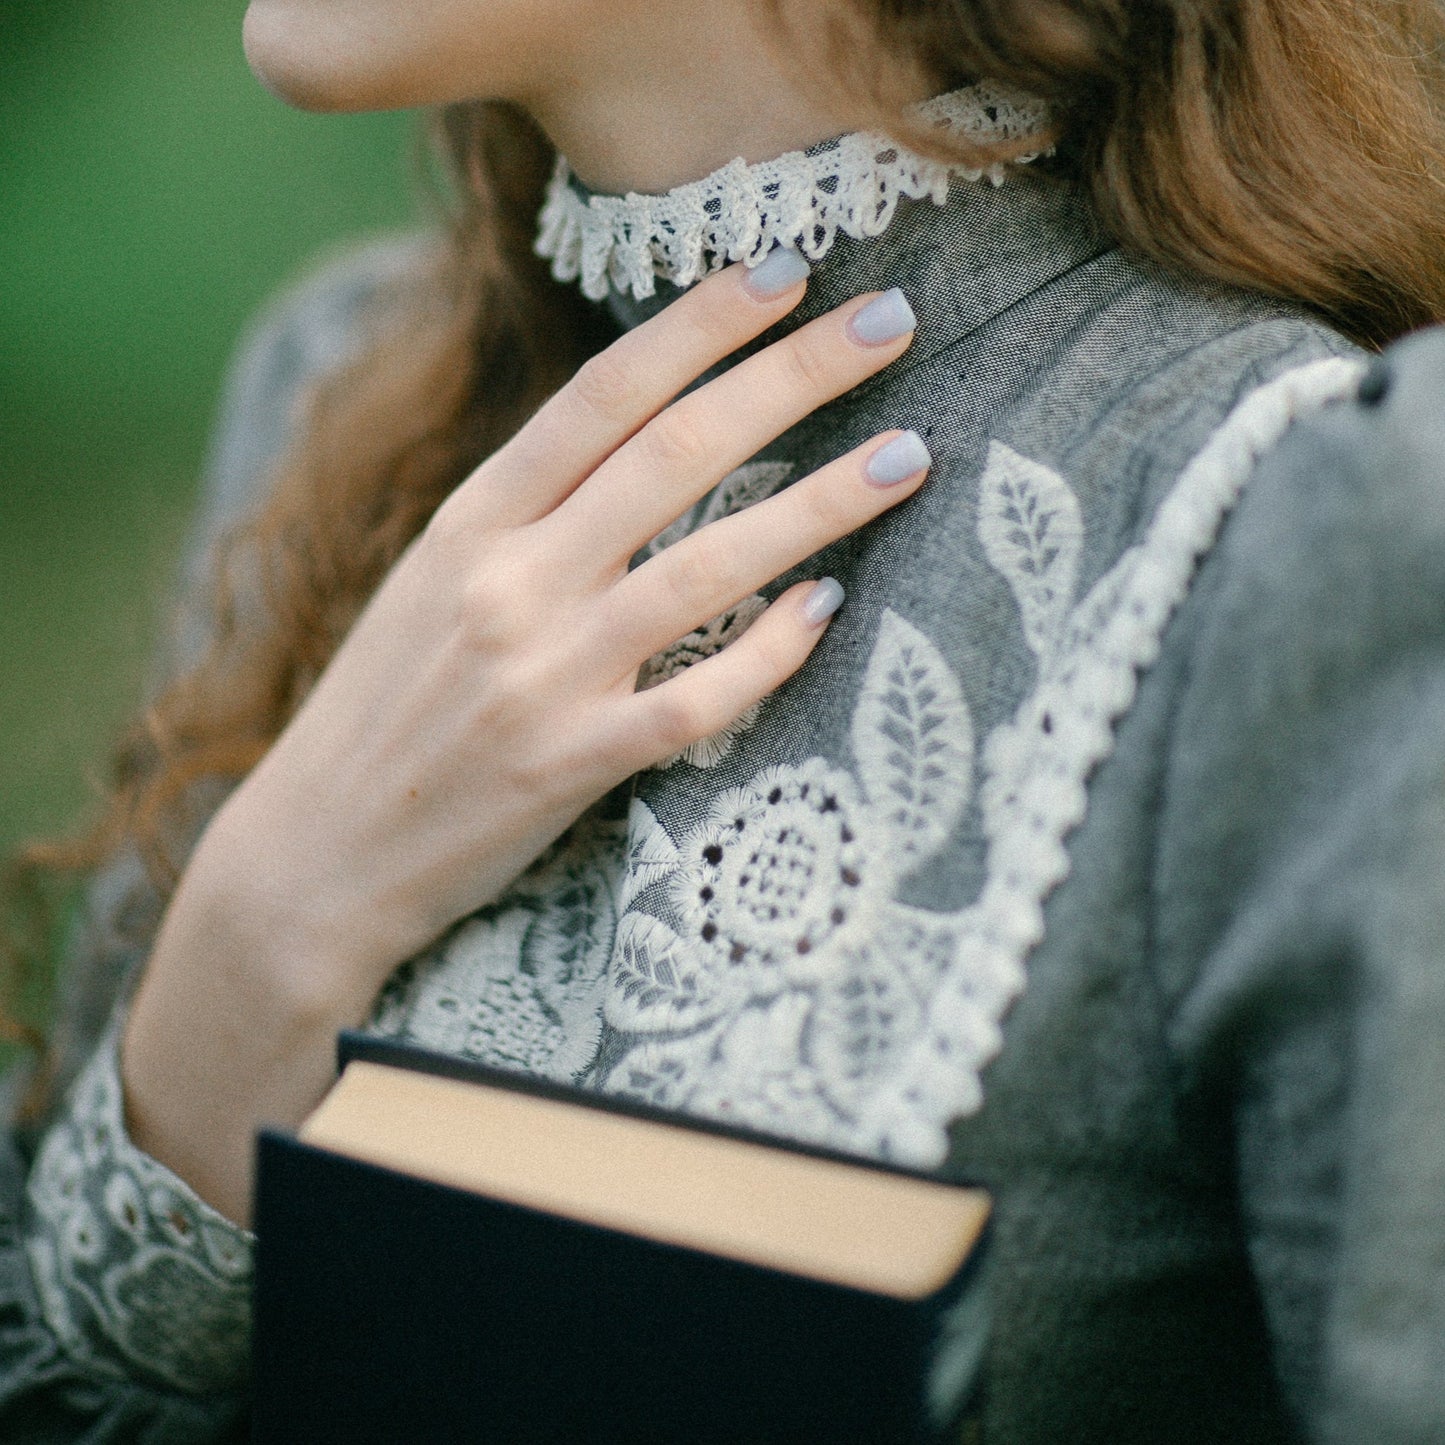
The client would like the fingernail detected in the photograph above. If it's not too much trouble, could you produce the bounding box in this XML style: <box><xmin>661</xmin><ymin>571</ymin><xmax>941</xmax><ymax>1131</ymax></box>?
<box><xmin>802</xmin><ymin>577</ymin><xmax>845</xmax><ymax>626</ymax></box>
<box><xmin>742</xmin><ymin>247</ymin><xmax>811</xmax><ymax>299</ymax></box>
<box><xmin>866</xmin><ymin>430</ymin><xmax>931</xmax><ymax>486</ymax></box>
<box><xmin>848</xmin><ymin>287</ymin><xmax>916</xmax><ymax>346</ymax></box>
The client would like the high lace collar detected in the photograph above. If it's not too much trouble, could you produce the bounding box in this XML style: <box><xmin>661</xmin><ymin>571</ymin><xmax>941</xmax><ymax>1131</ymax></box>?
<box><xmin>534</xmin><ymin>81</ymin><xmax>1050</xmax><ymax>303</ymax></box>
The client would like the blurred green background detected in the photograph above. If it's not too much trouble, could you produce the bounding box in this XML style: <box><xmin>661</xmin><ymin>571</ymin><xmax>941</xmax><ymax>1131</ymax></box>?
<box><xmin>1</xmin><ymin>0</ymin><xmax>418</xmax><ymax>864</ymax></box>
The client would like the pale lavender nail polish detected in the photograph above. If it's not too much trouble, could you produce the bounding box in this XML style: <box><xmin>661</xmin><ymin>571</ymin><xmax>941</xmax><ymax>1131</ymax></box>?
<box><xmin>866</xmin><ymin>431</ymin><xmax>931</xmax><ymax>486</ymax></box>
<box><xmin>802</xmin><ymin>577</ymin><xmax>845</xmax><ymax>626</ymax></box>
<box><xmin>742</xmin><ymin>247</ymin><xmax>811</xmax><ymax>298</ymax></box>
<box><xmin>848</xmin><ymin>288</ymin><xmax>917</xmax><ymax>345</ymax></box>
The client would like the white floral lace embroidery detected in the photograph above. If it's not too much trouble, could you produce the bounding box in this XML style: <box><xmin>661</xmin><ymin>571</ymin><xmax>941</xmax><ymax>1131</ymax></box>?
<box><xmin>379</xmin><ymin>357</ymin><xmax>1364</xmax><ymax>1168</ymax></box>
<box><xmin>373</xmin><ymin>810</ymin><xmax>629</xmax><ymax>1082</ymax></box>
<box><xmin>603</xmin><ymin>358</ymin><xmax>1365</xmax><ymax>1166</ymax></box>
<box><xmin>535</xmin><ymin>81</ymin><xmax>1051</xmax><ymax>301</ymax></box>
<box><xmin>602</xmin><ymin>613</ymin><xmax>975</xmax><ymax>1141</ymax></box>
<box><xmin>23</xmin><ymin>1025</ymin><xmax>254</xmax><ymax>1393</ymax></box>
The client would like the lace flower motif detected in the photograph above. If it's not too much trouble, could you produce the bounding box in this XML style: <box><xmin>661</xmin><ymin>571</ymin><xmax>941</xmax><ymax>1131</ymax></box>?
<box><xmin>670</xmin><ymin>759</ymin><xmax>876</xmax><ymax>980</ymax></box>
<box><xmin>536</xmin><ymin>81</ymin><xmax>1051</xmax><ymax>300</ymax></box>
<box><xmin>637</xmin><ymin>596</ymin><xmax>769</xmax><ymax>770</ymax></box>
<box><xmin>602</xmin><ymin>609</ymin><xmax>976</xmax><ymax>1142</ymax></box>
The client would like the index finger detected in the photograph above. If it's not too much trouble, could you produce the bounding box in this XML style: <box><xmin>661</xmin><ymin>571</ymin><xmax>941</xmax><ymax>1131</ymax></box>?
<box><xmin>473</xmin><ymin>251</ymin><xmax>811</xmax><ymax>527</ymax></box>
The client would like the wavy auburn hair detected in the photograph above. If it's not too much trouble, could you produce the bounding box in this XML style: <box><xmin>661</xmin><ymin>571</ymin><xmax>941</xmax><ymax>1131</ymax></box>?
<box><xmin>7</xmin><ymin>0</ymin><xmax>1445</xmax><ymax>1088</ymax></box>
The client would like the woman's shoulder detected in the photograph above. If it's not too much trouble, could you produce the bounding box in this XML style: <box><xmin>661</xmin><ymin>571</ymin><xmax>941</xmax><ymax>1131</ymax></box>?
<box><xmin>164</xmin><ymin>230</ymin><xmax>438</xmax><ymax>671</ymax></box>
<box><xmin>1211</xmin><ymin>325</ymin><xmax>1445</xmax><ymax>601</ymax></box>
<box><xmin>1145</xmin><ymin>327</ymin><xmax>1445</xmax><ymax>1145</ymax></box>
<box><xmin>1156</xmin><ymin>321</ymin><xmax>1445</xmax><ymax>724</ymax></box>
<box><xmin>1151</xmin><ymin>324</ymin><xmax>1445</xmax><ymax>929</ymax></box>
<box><xmin>1021</xmin><ymin>253</ymin><xmax>1363</xmax><ymax>521</ymax></box>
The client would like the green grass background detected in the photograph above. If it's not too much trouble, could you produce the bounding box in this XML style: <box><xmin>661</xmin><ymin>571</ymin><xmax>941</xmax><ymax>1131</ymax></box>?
<box><xmin>1</xmin><ymin>1</ymin><xmax>417</xmax><ymax>867</ymax></box>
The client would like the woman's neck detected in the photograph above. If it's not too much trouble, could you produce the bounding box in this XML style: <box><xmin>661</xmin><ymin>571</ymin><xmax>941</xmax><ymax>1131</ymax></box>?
<box><xmin>525</xmin><ymin>5</ymin><xmax>900</xmax><ymax>195</ymax></box>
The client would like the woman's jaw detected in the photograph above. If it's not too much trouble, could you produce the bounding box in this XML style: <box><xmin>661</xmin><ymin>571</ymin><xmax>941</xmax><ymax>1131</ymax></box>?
<box><xmin>241</xmin><ymin>0</ymin><xmax>892</xmax><ymax>195</ymax></box>
<box><xmin>241</xmin><ymin>0</ymin><xmax>561</xmax><ymax>114</ymax></box>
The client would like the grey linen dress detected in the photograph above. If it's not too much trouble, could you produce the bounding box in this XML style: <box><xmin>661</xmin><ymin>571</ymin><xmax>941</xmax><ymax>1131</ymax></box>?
<box><xmin>4</xmin><ymin>132</ymin><xmax>1445</xmax><ymax>1442</ymax></box>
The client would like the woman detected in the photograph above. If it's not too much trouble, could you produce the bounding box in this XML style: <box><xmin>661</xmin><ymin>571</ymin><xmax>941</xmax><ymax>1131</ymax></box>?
<box><xmin>6</xmin><ymin>0</ymin><xmax>1445</xmax><ymax>1437</ymax></box>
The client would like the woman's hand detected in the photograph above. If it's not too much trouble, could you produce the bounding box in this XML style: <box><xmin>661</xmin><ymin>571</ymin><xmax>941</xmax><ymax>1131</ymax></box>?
<box><xmin>121</xmin><ymin>254</ymin><xmax>930</xmax><ymax>1222</ymax></box>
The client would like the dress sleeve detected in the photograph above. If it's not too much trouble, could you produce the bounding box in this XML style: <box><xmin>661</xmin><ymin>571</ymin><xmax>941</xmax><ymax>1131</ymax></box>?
<box><xmin>0</xmin><ymin>235</ymin><xmax>429</xmax><ymax>1433</ymax></box>
<box><xmin>0</xmin><ymin>1119</ymin><xmax>248</xmax><ymax>1442</ymax></box>
<box><xmin>17</xmin><ymin>1018</ymin><xmax>254</xmax><ymax>1393</ymax></box>
<box><xmin>1154</xmin><ymin>327</ymin><xmax>1445</xmax><ymax>1443</ymax></box>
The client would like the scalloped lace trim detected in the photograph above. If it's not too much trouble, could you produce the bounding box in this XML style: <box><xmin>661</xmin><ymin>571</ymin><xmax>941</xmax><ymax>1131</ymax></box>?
<box><xmin>535</xmin><ymin>81</ymin><xmax>1050</xmax><ymax>301</ymax></box>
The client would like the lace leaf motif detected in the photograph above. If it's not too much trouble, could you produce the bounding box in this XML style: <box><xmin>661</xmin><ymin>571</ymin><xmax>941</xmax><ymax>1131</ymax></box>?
<box><xmin>618</xmin><ymin>800</ymin><xmax>680</xmax><ymax>912</ymax></box>
<box><xmin>644</xmin><ymin>461</ymin><xmax>794</xmax><ymax>559</ymax></box>
<box><xmin>812</xmin><ymin>939</ymin><xmax>926</xmax><ymax>1113</ymax></box>
<box><xmin>604</xmin><ymin>912</ymin><xmax>731</xmax><ymax>1034</ymax></box>
<box><xmin>853</xmin><ymin>609</ymin><xmax>974</xmax><ymax>872</ymax></box>
<box><xmin>638</xmin><ymin>595</ymin><xmax>770</xmax><ymax>769</ymax></box>
<box><xmin>977</xmin><ymin>440</ymin><xmax>1083</xmax><ymax>658</ymax></box>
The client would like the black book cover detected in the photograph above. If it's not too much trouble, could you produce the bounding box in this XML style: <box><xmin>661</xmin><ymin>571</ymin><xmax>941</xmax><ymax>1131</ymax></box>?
<box><xmin>251</xmin><ymin>1034</ymin><xmax>990</xmax><ymax>1444</ymax></box>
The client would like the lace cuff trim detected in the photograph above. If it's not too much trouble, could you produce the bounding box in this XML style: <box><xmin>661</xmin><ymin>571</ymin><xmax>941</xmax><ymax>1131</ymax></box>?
<box><xmin>860</xmin><ymin>355</ymin><xmax>1367</xmax><ymax>1165</ymax></box>
<box><xmin>535</xmin><ymin>81</ymin><xmax>1050</xmax><ymax>301</ymax></box>
<box><xmin>22</xmin><ymin>1018</ymin><xmax>254</xmax><ymax>1393</ymax></box>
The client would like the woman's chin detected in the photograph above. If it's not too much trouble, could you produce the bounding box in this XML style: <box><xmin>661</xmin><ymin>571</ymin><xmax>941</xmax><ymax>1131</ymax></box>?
<box><xmin>242</xmin><ymin>1</ymin><xmax>384</xmax><ymax>113</ymax></box>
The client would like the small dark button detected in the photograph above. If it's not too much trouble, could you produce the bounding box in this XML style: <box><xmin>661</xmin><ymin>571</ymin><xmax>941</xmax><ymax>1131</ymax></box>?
<box><xmin>1357</xmin><ymin>357</ymin><xmax>1392</xmax><ymax>407</ymax></box>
